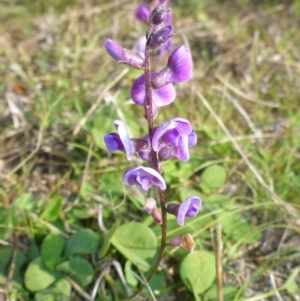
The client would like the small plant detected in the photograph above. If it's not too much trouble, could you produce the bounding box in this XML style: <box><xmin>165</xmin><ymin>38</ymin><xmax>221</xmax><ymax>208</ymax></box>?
<box><xmin>104</xmin><ymin>0</ymin><xmax>201</xmax><ymax>295</ymax></box>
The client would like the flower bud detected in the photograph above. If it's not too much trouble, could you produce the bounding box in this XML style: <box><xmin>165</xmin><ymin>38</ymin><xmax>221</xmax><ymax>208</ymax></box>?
<box><xmin>147</xmin><ymin>25</ymin><xmax>173</xmax><ymax>50</ymax></box>
<box><xmin>150</xmin><ymin>4</ymin><xmax>170</xmax><ymax>25</ymax></box>
<box><xmin>104</xmin><ymin>39</ymin><xmax>144</xmax><ymax>70</ymax></box>
<box><xmin>142</xmin><ymin>198</ymin><xmax>162</xmax><ymax>225</ymax></box>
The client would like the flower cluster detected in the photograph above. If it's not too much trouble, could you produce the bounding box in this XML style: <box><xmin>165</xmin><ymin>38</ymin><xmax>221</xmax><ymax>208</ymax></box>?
<box><xmin>104</xmin><ymin>1</ymin><xmax>201</xmax><ymax>252</ymax></box>
<box><xmin>135</xmin><ymin>0</ymin><xmax>173</xmax><ymax>62</ymax></box>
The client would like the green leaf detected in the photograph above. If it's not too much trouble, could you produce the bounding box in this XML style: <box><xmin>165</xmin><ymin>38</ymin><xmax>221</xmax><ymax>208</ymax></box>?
<box><xmin>35</xmin><ymin>278</ymin><xmax>71</xmax><ymax>301</ymax></box>
<box><xmin>27</xmin><ymin>240</ymin><xmax>40</xmax><ymax>263</ymax></box>
<box><xmin>25</xmin><ymin>257</ymin><xmax>58</xmax><ymax>292</ymax></box>
<box><xmin>0</xmin><ymin>246</ymin><xmax>13</xmax><ymax>274</ymax></box>
<box><xmin>56</xmin><ymin>257</ymin><xmax>94</xmax><ymax>286</ymax></box>
<box><xmin>284</xmin><ymin>267</ymin><xmax>300</xmax><ymax>294</ymax></box>
<box><xmin>41</xmin><ymin>234</ymin><xmax>66</xmax><ymax>270</ymax></box>
<box><xmin>180</xmin><ymin>251</ymin><xmax>216</xmax><ymax>294</ymax></box>
<box><xmin>111</xmin><ymin>222</ymin><xmax>157</xmax><ymax>271</ymax></box>
<box><xmin>40</xmin><ymin>196</ymin><xmax>63</xmax><ymax>222</ymax></box>
<box><xmin>0</xmin><ymin>247</ymin><xmax>26</xmax><ymax>287</ymax></box>
<box><xmin>124</xmin><ymin>261</ymin><xmax>138</xmax><ymax>287</ymax></box>
<box><xmin>204</xmin><ymin>285</ymin><xmax>238</xmax><ymax>301</ymax></box>
<box><xmin>13</xmin><ymin>193</ymin><xmax>34</xmax><ymax>211</ymax></box>
<box><xmin>12</xmin><ymin>251</ymin><xmax>27</xmax><ymax>285</ymax></box>
<box><xmin>98</xmin><ymin>221</ymin><xmax>120</xmax><ymax>258</ymax></box>
<box><xmin>64</xmin><ymin>229</ymin><xmax>101</xmax><ymax>257</ymax></box>
<box><xmin>200</xmin><ymin>165</ymin><xmax>227</xmax><ymax>193</ymax></box>
<box><xmin>0</xmin><ymin>208</ymin><xmax>13</xmax><ymax>240</ymax></box>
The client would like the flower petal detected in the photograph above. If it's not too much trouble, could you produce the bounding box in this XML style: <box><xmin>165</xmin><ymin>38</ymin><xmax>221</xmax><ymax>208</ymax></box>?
<box><xmin>177</xmin><ymin>196</ymin><xmax>201</xmax><ymax>226</ymax></box>
<box><xmin>105</xmin><ymin>39</ymin><xmax>125</xmax><ymax>61</ymax></box>
<box><xmin>188</xmin><ymin>130</ymin><xmax>197</xmax><ymax>147</ymax></box>
<box><xmin>176</xmin><ymin>198</ymin><xmax>191</xmax><ymax>226</ymax></box>
<box><xmin>124</xmin><ymin>166</ymin><xmax>166</xmax><ymax>191</ymax></box>
<box><xmin>113</xmin><ymin>121</ymin><xmax>133</xmax><ymax>160</ymax></box>
<box><xmin>152</xmin><ymin>118</ymin><xmax>192</xmax><ymax>151</ymax></box>
<box><xmin>153</xmin><ymin>84</ymin><xmax>176</xmax><ymax>106</ymax></box>
<box><xmin>167</xmin><ymin>46</ymin><xmax>193</xmax><ymax>83</ymax></box>
<box><xmin>131</xmin><ymin>75</ymin><xmax>175</xmax><ymax>107</ymax></box>
<box><xmin>104</xmin><ymin>133</ymin><xmax>124</xmax><ymax>152</ymax></box>
<box><xmin>131</xmin><ymin>75</ymin><xmax>146</xmax><ymax>106</ymax></box>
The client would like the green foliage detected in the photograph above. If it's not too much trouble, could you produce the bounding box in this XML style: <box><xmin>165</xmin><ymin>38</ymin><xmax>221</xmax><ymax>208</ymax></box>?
<box><xmin>111</xmin><ymin>222</ymin><xmax>157</xmax><ymax>271</ymax></box>
<box><xmin>64</xmin><ymin>229</ymin><xmax>101</xmax><ymax>257</ymax></box>
<box><xmin>180</xmin><ymin>251</ymin><xmax>216</xmax><ymax>295</ymax></box>
<box><xmin>200</xmin><ymin>165</ymin><xmax>227</xmax><ymax>193</ymax></box>
<box><xmin>35</xmin><ymin>278</ymin><xmax>71</xmax><ymax>301</ymax></box>
<box><xmin>25</xmin><ymin>258</ymin><xmax>59</xmax><ymax>292</ymax></box>
<box><xmin>40</xmin><ymin>196</ymin><xmax>63</xmax><ymax>222</ymax></box>
<box><xmin>56</xmin><ymin>257</ymin><xmax>94</xmax><ymax>286</ymax></box>
<box><xmin>41</xmin><ymin>234</ymin><xmax>66</xmax><ymax>270</ymax></box>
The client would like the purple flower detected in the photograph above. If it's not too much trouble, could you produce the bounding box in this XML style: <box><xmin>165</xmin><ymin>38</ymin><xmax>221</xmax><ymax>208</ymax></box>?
<box><xmin>167</xmin><ymin>196</ymin><xmax>201</xmax><ymax>226</ymax></box>
<box><xmin>135</xmin><ymin>4</ymin><xmax>150</xmax><ymax>23</ymax></box>
<box><xmin>152</xmin><ymin>118</ymin><xmax>197</xmax><ymax>162</ymax></box>
<box><xmin>130</xmin><ymin>46</ymin><xmax>192</xmax><ymax>106</ymax></box>
<box><xmin>104</xmin><ymin>121</ymin><xmax>148</xmax><ymax>160</ymax></box>
<box><xmin>104</xmin><ymin>39</ymin><xmax>144</xmax><ymax>70</ymax></box>
<box><xmin>151</xmin><ymin>46</ymin><xmax>193</xmax><ymax>89</ymax></box>
<box><xmin>124</xmin><ymin>166</ymin><xmax>166</xmax><ymax>191</ymax></box>
<box><xmin>131</xmin><ymin>75</ymin><xmax>176</xmax><ymax>107</ymax></box>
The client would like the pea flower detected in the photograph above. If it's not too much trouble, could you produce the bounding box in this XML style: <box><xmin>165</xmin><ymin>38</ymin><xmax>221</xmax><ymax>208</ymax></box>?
<box><xmin>167</xmin><ymin>196</ymin><xmax>201</xmax><ymax>226</ymax></box>
<box><xmin>151</xmin><ymin>45</ymin><xmax>193</xmax><ymax>88</ymax></box>
<box><xmin>152</xmin><ymin>118</ymin><xmax>197</xmax><ymax>162</ymax></box>
<box><xmin>104</xmin><ymin>120</ymin><xmax>148</xmax><ymax>160</ymax></box>
<box><xmin>124</xmin><ymin>166</ymin><xmax>166</xmax><ymax>191</ymax></box>
<box><xmin>130</xmin><ymin>46</ymin><xmax>192</xmax><ymax>106</ymax></box>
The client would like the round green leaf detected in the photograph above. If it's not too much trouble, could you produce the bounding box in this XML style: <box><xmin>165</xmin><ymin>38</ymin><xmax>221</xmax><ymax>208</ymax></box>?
<box><xmin>41</xmin><ymin>234</ymin><xmax>65</xmax><ymax>270</ymax></box>
<box><xmin>64</xmin><ymin>229</ymin><xmax>101</xmax><ymax>257</ymax></box>
<box><xmin>25</xmin><ymin>257</ymin><xmax>58</xmax><ymax>292</ymax></box>
<box><xmin>180</xmin><ymin>251</ymin><xmax>216</xmax><ymax>294</ymax></box>
<box><xmin>111</xmin><ymin>222</ymin><xmax>157</xmax><ymax>271</ymax></box>
<box><xmin>56</xmin><ymin>257</ymin><xmax>94</xmax><ymax>286</ymax></box>
<box><xmin>35</xmin><ymin>278</ymin><xmax>71</xmax><ymax>301</ymax></box>
<box><xmin>200</xmin><ymin>165</ymin><xmax>227</xmax><ymax>193</ymax></box>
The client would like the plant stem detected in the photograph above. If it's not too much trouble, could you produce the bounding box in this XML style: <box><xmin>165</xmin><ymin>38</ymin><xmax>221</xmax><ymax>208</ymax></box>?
<box><xmin>127</xmin><ymin>45</ymin><xmax>167</xmax><ymax>300</ymax></box>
